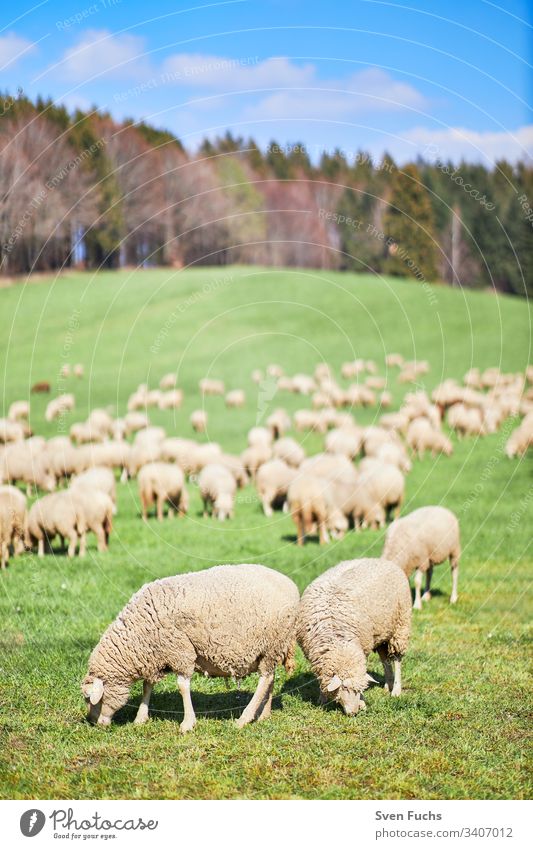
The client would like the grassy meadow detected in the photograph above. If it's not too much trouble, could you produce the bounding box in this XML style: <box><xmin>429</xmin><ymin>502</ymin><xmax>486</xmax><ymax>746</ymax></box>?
<box><xmin>0</xmin><ymin>266</ymin><xmax>531</xmax><ymax>799</ymax></box>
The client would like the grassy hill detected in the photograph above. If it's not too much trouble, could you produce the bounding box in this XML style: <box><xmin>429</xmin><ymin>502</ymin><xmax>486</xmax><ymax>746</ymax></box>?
<box><xmin>0</xmin><ymin>267</ymin><xmax>531</xmax><ymax>799</ymax></box>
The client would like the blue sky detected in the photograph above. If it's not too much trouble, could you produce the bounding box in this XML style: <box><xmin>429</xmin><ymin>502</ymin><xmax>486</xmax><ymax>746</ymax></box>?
<box><xmin>1</xmin><ymin>0</ymin><xmax>531</xmax><ymax>163</ymax></box>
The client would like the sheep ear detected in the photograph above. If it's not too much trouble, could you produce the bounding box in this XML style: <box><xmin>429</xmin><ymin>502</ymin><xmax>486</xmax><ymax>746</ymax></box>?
<box><xmin>327</xmin><ymin>675</ymin><xmax>342</xmax><ymax>692</ymax></box>
<box><xmin>89</xmin><ymin>678</ymin><xmax>104</xmax><ymax>705</ymax></box>
<box><xmin>366</xmin><ymin>674</ymin><xmax>378</xmax><ymax>684</ymax></box>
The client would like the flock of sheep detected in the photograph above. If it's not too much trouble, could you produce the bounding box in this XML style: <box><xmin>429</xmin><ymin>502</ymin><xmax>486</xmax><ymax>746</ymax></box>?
<box><xmin>1</xmin><ymin>353</ymin><xmax>532</xmax><ymax>728</ymax></box>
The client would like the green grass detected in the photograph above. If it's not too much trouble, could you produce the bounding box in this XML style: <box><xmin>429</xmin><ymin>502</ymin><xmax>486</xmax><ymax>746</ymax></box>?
<box><xmin>0</xmin><ymin>266</ymin><xmax>532</xmax><ymax>799</ymax></box>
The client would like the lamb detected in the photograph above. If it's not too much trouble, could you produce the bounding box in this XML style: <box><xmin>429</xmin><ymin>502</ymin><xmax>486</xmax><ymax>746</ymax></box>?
<box><xmin>0</xmin><ymin>486</ymin><xmax>27</xmax><ymax>568</ymax></box>
<box><xmin>287</xmin><ymin>473</ymin><xmax>348</xmax><ymax>545</ymax></box>
<box><xmin>198</xmin><ymin>464</ymin><xmax>236</xmax><ymax>520</ymax></box>
<box><xmin>138</xmin><ymin>462</ymin><xmax>188</xmax><ymax>521</ymax></box>
<box><xmin>271</xmin><ymin>437</ymin><xmax>305</xmax><ymax>468</ymax></box>
<box><xmin>383</xmin><ymin>506</ymin><xmax>461</xmax><ymax>609</ymax></box>
<box><xmin>70</xmin><ymin>466</ymin><xmax>117</xmax><ymax>509</ymax></box>
<box><xmin>190</xmin><ymin>410</ymin><xmax>207</xmax><ymax>433</ymax></box>
<box><xmin>27</xmin><ymin>491</ymin><xmax>86</xmax><ymax>557</ymax></box>
<box><xmin>70</xmin><ymin>489</ymin><xmax>114</xmax><ymax>553</ymax></box>
<box><xmin>256</xmin><ymin>459</ymin><xmax>296</xmax><ymax>516</ymax></box>
<box><xmin>225</xmin><ymin>389</ymin><xmax>245</xmax><ymax>408</ymax></box>
<box><xmin>82</xmin><ymin>563</ymin><xmax>299</xmax><ymax>731</ymax></box>
<box><xmin>298</xmin><ymin>558</ymin><xmax>411</xmax><ymax>714</ymax></box>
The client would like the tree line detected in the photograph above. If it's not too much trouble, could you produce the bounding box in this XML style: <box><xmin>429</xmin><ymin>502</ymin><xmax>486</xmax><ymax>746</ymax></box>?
<box><xmin>1</xmin><ymin>93</ymin><xmax>531</xmax><ymax>296</ymax></box>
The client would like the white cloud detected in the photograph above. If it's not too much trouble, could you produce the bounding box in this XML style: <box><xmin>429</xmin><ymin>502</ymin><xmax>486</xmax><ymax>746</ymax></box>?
<box><xmin>0</xmin><ymin>33</ymin><xmax>36</xmax><ymax>69</ymax></box>
<box><xmin>56</xmin><ymin>30</ymin><xmax>149</xmax><ymax>81</ymax></box>
<box><xmin>244</xmin><ymin>67</ymin><xmax>428</xmax><ymax>120</ymax></box>
<box><xmin>160</xmin><ymin>54</ymin><xmax>315</xmax><ymax>89</ymax></box>
<box><xmin>401</xmin><ymin>125</ymin><xmax>533</xmax><ymax>164</ymax></box>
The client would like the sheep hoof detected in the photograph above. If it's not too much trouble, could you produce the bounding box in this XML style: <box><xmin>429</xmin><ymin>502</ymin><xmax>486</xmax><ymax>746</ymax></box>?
<box><xmin>450</xmin><ymin>595</ymin><xmax>458</xmax><ymax>604</ymax></box>
<box><xmin>134</xmin><ymin>714</ymin><xmax>149</xmax><ymax>725</ymax></box>
<box><xmin>391</xmin><ymin>689</ymin><xmax>401</xmax><ymax>698</ymax></box>
<box><xmin>413</xmin><ymin>601</ymin><xmax>422</xmax><ymax>611</ymax></box>
<box><xmin>422</xmin><ymin>591</ymin><xmax>431</xmax><ymax>602</ymax></box>
<box><xmin>179</xmin><ymin>719</ymin><xmax>196</xmax><ymax>734</ymax></box>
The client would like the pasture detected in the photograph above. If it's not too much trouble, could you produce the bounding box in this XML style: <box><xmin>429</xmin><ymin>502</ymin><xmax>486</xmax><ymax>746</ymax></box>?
<box><xmin>0</xmin><ymin>266</ymin><xmax>531</xmax><ymax>799</ymax></box>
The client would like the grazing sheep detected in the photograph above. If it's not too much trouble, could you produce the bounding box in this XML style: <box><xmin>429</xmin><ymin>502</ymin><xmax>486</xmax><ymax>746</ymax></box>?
<box><xmin>406</xmin><ymin>418</ymin><xmax>453</xmax><ymax>458</ymax></box>
<box><xmin>158</xmin><ymin>390</ymin><xmax>183</xmax><ymax>410</ymax></box>
<box><xmin>266</xmin><ymin>409</ymin><xmax>291</xmax><ymax>439</ymax></box>
<box><xmin>134</xmin><ymin>426</ymin><xmax>166</xmax><ymax>447</ymax></box>
<box><xmin>27</xmin><ymin>491</ymin><xmax>86</xmax><ymax>557</ymax></box>
<box><xmin>60</xmin><ymin>364</ymin><xmax>71</xmax><ymax>378</ymax></box>
<box><xmin>190</xmin><ymin>410</ymin><xmax>207</xmax><ymax>433</ymax></box>
<box><xmin>267</xmin><ymin>364</ymin><xmax>284</xmax><ymax>378</ymax></box>
<box><xmin>73</xmin><ymin>364</ymin><xmax>84</xmax><ymax>379</ymax></box>
<box><xmin>383</xmin><ymin>506</ymin><xmax>461</xmax><ymax>609</ymax></box>
<box><xmin>198</xmin><ymin>464</ymin><xmax>236</xmax><ymax>520</ymax></box>
<box><xmin>301</xmin><ymin>452</ymin><xmax>356</xmax><ymax>483</ymax></box>
<box><xmin>70</xmin><ymin>489</ymin><xmax>114</xmax><ymax>553</ymax></box>
<box><xmin>298</xmin><ymin>558</ymin><xmax>411</xmax><ymax>714</ymax></box>
<box><xmin>87</xmin><ymin>409</ymin><xmax>114</xmax><ymax>437</ymax></box>
<box><xmin>506</xmin><ymin>418</ymin><xmax>533</xmax><ymax>457</ymax></box>
<box><xmin>353</xmin><ymin>462</ymin><xmax>405</xmax><ymax>529</ymax></box>
<box><xmin>0</xmin><ymin>419</ymin><xmax>25</xmax><ymax>443</ymax></box>
<box><xmin>124</xmin><ymin>411</ymin><xmax>149</xmax><ymax>436</ymax></box>
<box><xmin>82</xmin><ymin>563</ymin><xmax>299</xmax><ymax>731</ymax></box>
<box><xmin>70</xmin><ymin>421</ymin><xmax>106</xmax><ymax>445</ymax></box>
<box><xmin>159</xmin><ymin>373</ymin><xmax>177</xmax><ymax>390</ymax></box>
<box><xmin>138</xmin><ymin>462</ymin><xmax>188</xmax><ymax>521</ymax></box>
<box><xmin>256</xmin><ymin>459</ymin><xmax>296</xmax><ymax>516</ymax></box>
<box><xmin>70</xmin><ymin>467</ymin><xmax>117</xmax><ymax>509</ymax></box>
<box><xmin>216</xmin><ymin>453</ymin><xmax>249</xmax><ymax>488</ymax></box>
<box><xmin>0</xmin><ymin>486</ymin><xmax>27</xmax><ymax>568</ymax></box>
<box><xmin>374</xmin><ymin>442</ymin><xmax>412</xmax><ymax>474</ymax></box>
<box><xmin>45</xmin><ymin>393</ymin><xmax>75</xmax><ymax>422</ymax></box>
<box><xmin>1</xmin><ymin>442</ymin><xmax>56</xmax><ymax>494</ymax></box>
<box><xmin>247</xmin><ymin>426</ymin><xmax>273</xmax><ymax>448</ymax></box>
<box><xmin>287</xmin><ymin>474</ymin><xmax>347</xmax><ymax>545</ymax></box>
<box><xmin>251</xmin><ymin>369</ymin><xmax>263</xmax><ymax>384</ymax></box>
<box><xmin>225</xmin><ymin>389</ymin><xmax>245</xmax><ymax>408</ymax></box>
<box><xmin>31</xmin><ymin>381</ymin><xmax>51</xmax><ymax>394</ymax></box>
<box><xmin>199</xmin><ymin>378</ymin><xmax>225</xmax><ymax>396</ymax></box>
<box><xmin>385</xmin><ymin>353</ymin><xmax>404</xmax><ymax>368</ymax></box>
<box><xmin>8</xmin><ymin>401</ymin><xmax>30</xmax><ymax>422</ymax></box>
<box><xmin>127</xmin><ymin>441</ymin><xmax>162</xmax><ymax>478</ymax></box>
<box><xmin>241</xmin><ymin>443</ymin><xmax>272</xmax><ymax>479</ymax></box>
<box><xmin>293</xmin><ymin>409</ymin><xmax>327</xmax><ymax>434</ymax></box>
<box><xmin>325</xmin><ymin>426</ymin><xmax>362</xmax><ymax>459</ymax></box>
<box><xmin>447</xmin><ymin>404</ymin><xmax>485</xmax><ymax>438</ymax></box>
<box><xmin>272</xmin><ymin>437</ymin><xmax>305</xmax><ymax>468</ymax></box>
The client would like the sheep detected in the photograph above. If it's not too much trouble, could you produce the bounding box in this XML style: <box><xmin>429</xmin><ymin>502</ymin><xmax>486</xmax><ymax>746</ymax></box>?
<box><xmin>505</xmin><ymin>416</ymin><xmax>533</xmax><ymax>458</ymax></box>
<box><xmin>138</xmin><ymin>462</ymin><xmax>188</xmax><ymax>521</ymax></box>
<box><xmin>8</xmin><ymin>401</ymin><xmax>29</xmax><ymax>421</ymax></box>
<box><xmin>70</xmin><ymin>421</ymin><xmax>106</xmax><ymax>445</ymax></box>
<box><xmin>292</xmin><ymin>374</ymin><xmax>316</xmax><ymax>395</ymax></box>
<box><xmin>266</xmin><ymin>408</ymin><xmax>291</xmax><ymax>439</ymax></box>
<box><xmin>287</xmin><ymin>473</ymin><xmax>347</xmax><ymax>545</ymax></box>
<box><xmin>82</xmin><ymin>563</ymin><xmax>299</xmax><ymax>730</ymax></box>
<box><xmin>379</xmin><ymin>391</ymin><xmax>392</xmax><ymax>408</ymax></box>
<box><xmin>70</xmin><ymin>489</ymin><xmax>114</xmax><ymax>553</ymax></box>
<box><xmin>385</xmin><ymin>353</ymin><xmax>404</xmax><ymax>368</ymax></box>
<box><xmin>198</xmin><ymin>464</ymin><xmax>236</xmax><ymax>520</ymax></box>
<box><xmin>31</xmin><ymin>381</ymin><xmax>51</xmax><ymax>394</ymax></box>
<box><xmin>0</xmin><ymin>419</ymin><xmax>25</xmax><ymax>443</ymax></box>
<box><xmin>134</xmin><ymin>426</ymin><xmax>166</xmax><ymax>447</ymax></box>
<box><xmin>199</xmin><ymin>378</ymin><xmax>225</xmax><ymax>396</ymax></box>
<box><xmin>251</xmin><ymin>369</ymin><xmax>263</xmax><ymax>384</ymax></box>
<box><xmin>406</xmin><ymin>418</ymin><xmax>453</xmax><ymax>458</ymax></box>
<box><xmin>0</xmin><ymin>486</ymin><xmax>27</xmax><ymax>568</ymax></box>
<box><xmin>301</xmin><ymin>452</ymin><xmax>355</xmax><ymax>483</ymax></box>
<box><xmin>45</xmin><ymin>393</ymin><xmax>75</xmax><ymax>422</ymax></box>
<box><xmin>267</xmin><ymin>364</ymin><xmax>284</xmax><ymax>378</ymax></box>
<box><xmin>128</xmin><ymin>441</ymin><xmax>162</xmax><ymax>478</ymax></box>
<box><xmin>352</xmin><ymin>462</ymin><xmax>405</xmax><ymax>529</ymax></box>
<box><xmin>293</xmin><ymin>409</ymin><xmax>327</xmax><ymax>434</ymax></box>
<box><xmin>225</xmin><ymin>389</ymin><xmax>245</xmax><ymax>408</ymax></box>
<box><xmin>298</xmin><ymin>558</ymin><xmax>411</xmax><ymax>714</ymax></box>
<box><xmin>70</xmin><ymin>467</ymin><xmax>117</xmax><ymax>509</ymax></box>
<box><xmin>344</xmin><ymin>384</ymin><xmax>376</xmax><ymax>407</ymax></box>
<box><xmin>27</xmin><ymin>491</ymin><xmax>86</xmax><ymax>557</ymax></box>
<box><xmin>124</xmin><ymin>411</ymin><xmax>149</xmax><ymax>435</ymax></box>
<box><xmin>271</xmin><ymin>437</ymin><xmax>305</xmax><ymax>468</ymax></box>
<box><xmin>73</xmin><ymin>364</ymin><xmax>84</xmax><ymax>379</ymax></box>
<box><xmin>190</xmin><ymin>410</ymin><xmax>207</xmax><ymax>433</ymax></box>
<box><xmin>325</xmin><ymin>426</ymin><xmax>362</xmax><ymax>459</ymax></box>
<box><xmin>60</xmin><ymin>364</ymin><xmax>71</xmax><ymax>378</ymax></box>
<box><xmin>87</xmin><ymin>441</ymin><xmax>131</xmax><ymax>482</ymax></box>
<box><xmin>447</xmin><ymin>404</ymin><xmax>485</xmax><ymax>438</ymax></box>
<box><xmin>383</xmin><ymin>506</ymin><xmax>461</xmax><ymax>609</ymax></box>
<box><xmin>216</xmin><ymin>453</ymin><xmax>249</xmax><ymax>488</ymax></box>
<box><xmin>241</xmin><ymin>444</ymin><xmax>272</xmax><ymax>479</ymax></box>
<box><xmin>247</xmin><ymin>426</ymin><xmax>273</xmax><ymax>448</ymax></box>
<box><xmin>159</xmin><ymin>373</ymin><xmax>177</xmax><ymax>390</ymax></box>
<box><xmin>46</xmin><ymin>439</ymin><xmax>81</xmax><ymax>482</ymax></box>
<box><xmin>341</xmin><ymin>360</ymin><xmax>365</xmax><ymax>379</ymax></box>
<box><xmin>158</xmin><ymin>390</ymin><xmax>183</xmax><ymax>410</ymax></box>
<box><xmin>256</xmin><ymin>459</ymin><xmax>296</xmax><ymax>516</ymax></box>
<box><xmin>373</xmin><ymin>442</ymin><xmax>412</xmax><ymax>474</ymax></box>
<box><xmin>87</xmin><ymin>409</ymin><xmax>114</xmax><ymax>437</ymax></box>
<box><xmin>1</xmin><ymin>442</ymin><xmax>56</xmax><ymax>494</ymax></box>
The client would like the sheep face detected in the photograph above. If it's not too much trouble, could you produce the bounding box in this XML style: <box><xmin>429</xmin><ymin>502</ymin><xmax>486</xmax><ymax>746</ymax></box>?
<box><xmin>214</xmin><ymin>493</ymin><xmax>233</xmax><ymax>521</ymax></box>
<box><xmin>320</xmin><ymin>644</ymin><xmax>368</xmax><ymax>716</ymax></box>
<box><xmin>325</xmin><ymin>675</ymin><xmax>365</xmax><ymax>715</ymax></box>
<box><xmin>81</xmin><ymin>675</ymin><xmax>129</xmax><ymax>726</ymax></box>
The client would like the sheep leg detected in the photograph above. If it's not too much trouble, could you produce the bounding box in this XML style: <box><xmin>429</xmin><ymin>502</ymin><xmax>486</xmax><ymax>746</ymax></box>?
<box><xmin>422</xmin><ymin>566</ymin><xmax>433</xmax><ymax>602</ymax></box>
<box><xmin>120</xmin><ymin>467</ymin><xmax>128</xmax><ymax>484</ymax></box>
<box><xmin>413</xmin><ymin>569</ymin><xmax>423</xmax><ymax>610</ymax></box>
<box><xmin>177</xmin><ymin>675</ymin><xmax>196</xmax><ymax>733</ymax></box>
<box><xmin>37</xmin><ymin>537</ymin><xmax>45</xmax><ymax>557</ymax></box>
<box><xmin>262</xmin><ymin>499</ymin><xmax>273</xmax><ymax>517</ymax></box>
<box><xmin>141</xmin><ymin>494</ymin><xmax>148</xmax><ymax>522</ymax></box>
<box><xmin>96</xmin><ymin>526</ymin><xmax>107</xmax><ymax>552</ymax></box>
<box><xmin>67</xmin><ymin>532</ymin><xmax>78</xmax><ymax>558</ymax></box>
<box><xmin>1</xmin><ymin>542</ymin><xmax>8</xmax><ymax>569</ymax></box>
<box><xmin>134</xmin><ymin>681</ymin><xmax>152</xmax><ymax>725</ymax></box>
<box><xmin>391</xmin><ymin>658</ymin><xmax>402</xmax><ymax>697</ymax></box>
<box><xmin>450</xmin><ymin>556</ymin><xmax>459</xmax><ymax>604</ymax></box>
<box><xmin>318</xmin><ymin>520</ymin><xmax>329</xmax><ymax>545</ymax></box>
<box><xmin>295</xmin><ymin>512</ymin><xmax>305</xmax><ymax>546</ymax></box>
<box><xmin>236</xmin><ymin>672</ymin><xmax>274</xmax><ymax>728</ymax></box>
<box><xmin>79</xmin><ymin>531</ymin><xmax>87</xmax><ymax>558</ymax></box>
<box><xmin>156</xmin><ymin>495</ymin><xmax>165</xmax><ymax>522</ymax></box>
<box><xmin>59</xmin><ymin>534</ymin><xmax>65</xmax><ymax>551</ymax></box>
<box><xmin>377</xmin><ymin>645</ymin><xmax>394</xmax><ymax>693</ymax></box>
<box><xmin>257</xmin><ymin>677</ymin><xmax>275</xmax><ymax>721</ymax></box>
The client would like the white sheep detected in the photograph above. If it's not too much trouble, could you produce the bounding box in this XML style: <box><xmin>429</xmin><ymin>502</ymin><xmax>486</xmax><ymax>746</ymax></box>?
<box><xmin>138</xmin><ymin>462</ymin><xmax>188</xmax><ymax>521</ymax></box>
<box><xmin>198</xmin><ymin>463</ymin><xmax>236</xmax><ymax>520</ymax></box>
<box><xmin>190</xmin><ymin>410</ymin><xmax>208</xmax><ymax>433</ymax></box>
<box><xmin>8</xmin><ymin>401</ymin><xmax>30</xmax><ymax>422</ymax></box>
<box><xmin>271</xmin><ymin>437</ymin><xmax>305</xmax><ymax>468</ymax></box>
<box><xmin>298</xmin><ymin>558</ymin><xmax>411</xmax><ymax>714</ymax></box>
<box><xmin>225</xmin><ymin>389</ymin><xmax>245</xmax><ymax>408</ymax></box>
<box><xmin>70</xmin><ymin>466</ymin><xmax>117</xmax><ymax>509</ymax></box>
<box><xmin>0</xmin><ymin>486</ymin><xmax>27</xmax><ymax>568</ymax></box>
<box><xmin>27</xmin><ymin>491</ymin><xmax>86</xmax><ymax>557</ymax></box>
<box><xmin>383</xmin><ymin>506</ymin><xmax>461</xmax><ymax>609</ymax></box>
<box><xmin>82</xmin><ymin>563</ymin><xmax>299</xmax><ymax>731</ymax></box>
<box><xmin>256</xmin><ymin>459</ymin><xmax>296</xmax><ymax>516</ymax></box>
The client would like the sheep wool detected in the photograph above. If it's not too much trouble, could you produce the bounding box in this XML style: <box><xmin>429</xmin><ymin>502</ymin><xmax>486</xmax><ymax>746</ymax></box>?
<box><xmin>82</xmin><ymin>563</ymin><xmax>299</xmax><ymax>732</ymax></box>
<box><xmin>298</xmin><ymin>558</ymin><xmax>411</xmax><ymax>715</ymax></box>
